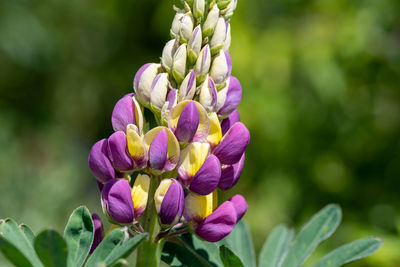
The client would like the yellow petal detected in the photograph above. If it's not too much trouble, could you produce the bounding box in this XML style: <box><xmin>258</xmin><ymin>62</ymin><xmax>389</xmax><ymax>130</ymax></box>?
<box><xmin>207</xmin><ymin>112</ymin><xmax>222</xmax><ymax>148</ymax></box>
<box><xmin>131</xmin><ymin>174</ymin><xmax>150</xmax><ymax>214</ymax></box>
<box><xmin>178</xmin><ymin>142</ymin><xmax>210</xmax><ymax>178</ymax></box>
<box><xmin>184</xmin><ymin>192</ymin><xmax>214</xmax><ymax>221</ymax></box>
<box><xmin>126</xmin><ymin>124</ymin><xmax>146</xmax><ymax>165</ymax></box>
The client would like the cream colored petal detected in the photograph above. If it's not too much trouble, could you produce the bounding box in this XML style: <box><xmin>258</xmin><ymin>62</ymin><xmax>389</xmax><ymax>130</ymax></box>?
<box><xmin>131</xmin><ymin>174</ymin><xmax>150</xmax><ymax>213</ymax></box>
<box><xmin>184</xmin><ymin>192</ymin><xmax>214</xmax><ymax>221</ymax></box>
<box><xmin>154</xmin><ymin>179</ymin><xmax>173</xmax><ymax>213</ymax></box>
<box><xmin>178</xmin><ymin>142</ymin><xmax>210</xmax><ymax>181</ymax></box>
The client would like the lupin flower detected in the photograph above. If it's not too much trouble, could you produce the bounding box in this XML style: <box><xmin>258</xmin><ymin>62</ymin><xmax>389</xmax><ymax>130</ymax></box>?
<box><xmin>220</xmin><ymin>109</ymin><xmax>240</xmax><ymax>135</ymax></box>
<box><xmin>178</xmin><ymin>71</ymin><xmax>196</xmax><ymax>101</ymax></box>
<box><xmin>134</xmin><ymin>63</ymin><xmax>161</xmax><ymax>106</ymax></box>
<box><xmin>210</xmin><ymin>17</ymin><xmax>228</xmax><ymax>55</ymax></box>
<box><xmin>219</xmin><ymin>153</ymin><xmax>245</xmax><ymax>190</ymax></box>
<box><xmin>166</xmin><ymin>89</ymin><xmax>178</xmax><ymax>110</ymax></box>
<box><xmin>178</xmin><ymin>142</ymin><xmax>221</xmax><ymax>195</ymax></box>
<box><xmin>150</xmin><ymin>73</ymin><xmax>169</xmax><ymax>110</ymax></box>
<box><xmin>107</xmin><ymin>131</ymin><xmax>134</xmax><ymax>171</ymax></box>
<box><xmin>161</xmin><ymin>39</ymin><xmax>177</xmax><ymax>73</ymax></box>
<box><xmin>216</xmin><ymin>76</ymin><xmax>242</xmax><ymax>117</ymax></box>
<box><xmin>223</xmin><ymin>23</ymin><xmax>231</xmax><ymax>51</ymax></box>
<box><xmin>126</xmin><ymin>124</ymin><xmax>147</xmax><ymax>169</ymax></box>
<box><xmin>90</xmin><ymin>214</ymin><xmax>103</xmax><ymax>253</ymax></box>
<box><xmin>170</xmin><ymin>12</ymin><xmax>184</xmax><ymax>38</ymax></box>
<box><xmin>171</xmin><ymin>12</ymin><xmax>194</xmax><ymax>43</ymax></box>
<box><xmin>195</xmin><ymin>45</ymin><xmax>212</xmax><ymax>84</ymax></box>
<box><xmin>131</xmin><ymin>174</ymin><xmax>150</xmax><ymax>219</ymax></box>
<box><xmin>210</xmin><ymin>50</ymin><xmax>232</xmax><ymax>86</ymax></box>
<box><xmin>101</xmin><ymin>179</ymin><xmax>135</xmax><ymax>224</ymax></box>
<box><xmin>213</xmin><ymin>122</ymin><xmax>250</xmax><ymax>165</ymax></box>
<box><xmin>144</xmin><ymin>127</ymin><xmax>180</xmax><ymax>173</ymax></box>
<box><xmin>188</xmin><ymin>25</ymin><xmax>202</xmax><ymax>64</ymax></box>
<box><xmin>193</xmin><ymin>0</ymin><xmax>205</xmax><ymax>20</ymax></box>
<box><xmin>154</xmin><ymin>179</ymin><xmax>185</xmax><ymax>226</ymax></box>
<box><xmin>207</xmin><ymin>112</ymin><xmax>223</xmax><ymax>149</ymax></box>
<box><xmin>199</xmin><ymin>76</ymin><xmax>218</xmax><ymax>112</ymax></box>
<box><xmin>89</xmin><ymin>139</ymin><xmax>116</xmax><ymax>183</ymax></box>
<box><xmin>172</xmin><ymin>44</ymin><xmax>187</xmax><ymax>84</ymax></box>
<box><xmin>184</xmin><ymin>192</ymin><xmax>247</xmax><ymax>242</ymax></box>
<box><xmin>203</xmin><ymin>4</ymin><xmax>220</xmax><ymax>37</ymax></box>
<box><xmin>168</xmin><ymin>100</ymin><xmax>210</xmax><ymax>143</ymax></box>
<box><xmin>111</xmin><ymin>93</ymin><xmax>143</xmax><ymax>134</ymax></box>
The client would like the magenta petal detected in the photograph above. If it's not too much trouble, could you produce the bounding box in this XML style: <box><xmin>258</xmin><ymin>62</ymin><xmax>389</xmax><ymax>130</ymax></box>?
<box><xmin>224</xmin><ymin>51</ymin><xmax>232</xmax><ymax>77</ymax></box>
<box><xmin>195</xmin><ymin>201</ymin><xmax>237</xmax><ymax>242</ymax></box>
<box><xmin>88</xmin><ymin>139</ymin><xmax>116</xmax><ymax>183</ymax></box>
<box><xmin>220</xmin><ymin>109</ymin><xmax>240</xmax><ymax>135</ymax></box>
<box><xmin>175</xmin><ymin>101</ymin><xmax>200</xmax><ymax>142</ymax></box>
<box><xmin>213</xmin><ymin>122</ymin><xmax>250</xmax><ymax>165</ymax></box>
<box><xmin>107</xmin><ymin>131</ymin><xmax>134</xmax><ymax>171</ymax></box>
<box><xmin>218</xmin><ymin>153</ymin><xmax>245</xmax><ymax>190</ymax></box>
<box><xmin>149</xmin><ymin>129</ymin><xmax>169</xmax><ymax>170</ymax></box>
<box><xmin>111</xmin><ymin>93</ymin><xmax>135</xmax><ymax>132</ymax></box>
<box><xmin>159</xmin><ymin>179</ymin><xmax>185</xmax><ymax>225</ymax></box>
<box><xmin>167</xmin><ymin>89</ymin><xmax>177</xmax><ymax>109</ymax></box>
<box><xmin>189</xmin><ymin>155</ymin><xmax>221</xmax><ymax>195</ymax></box>
<box><xmin>90</xmin><ymin>214</ymin><xmax>103</xmax><ymax>253</ymax></box>
<box><xmin>229</xmin><ymin>195</ymin><xmax>248</xmax><ymax>222</ymax></box>
<box><xmin>218</xmin><ymin>76</ymin><xmax>242</xmax><ymax>116</ymax></box>
<box><xmin>102</xmin><ymin>179</ymin><xmax>135</xmax><ymax>224</ymax></box>
<box><xmin>134</xmin><ymin>63</ymin><xmax>151</xmax><ymax>90</ymax></box>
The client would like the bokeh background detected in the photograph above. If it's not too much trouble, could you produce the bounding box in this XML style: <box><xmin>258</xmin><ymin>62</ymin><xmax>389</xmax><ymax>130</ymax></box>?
<box><xmin>1</xmin><ymin>0</ymin><xmax>399</xmax><ymax>266</ymax></box>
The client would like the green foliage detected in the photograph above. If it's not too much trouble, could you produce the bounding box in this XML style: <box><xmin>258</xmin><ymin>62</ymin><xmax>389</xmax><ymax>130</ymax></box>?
<box><xmin>219</xmin><ymin>246</ymin><xmax>244</xmax><ymax>267</ymax></box>
<box><xmin>34</xmin><ymin>230</ymin><xmax>68</xmax><ymax>267</ymax></box>
<box><xmin>162</xmin><ymin>204</ymin><xmax>382</xmax><ymax>267</ymax></box>
<box><xmin>63</xmin><ymin>206</ymin><xmax>94</xmax><ymax>267</ymax></box>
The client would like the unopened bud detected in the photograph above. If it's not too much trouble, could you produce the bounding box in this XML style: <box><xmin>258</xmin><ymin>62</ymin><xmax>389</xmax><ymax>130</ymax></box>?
<box><xmin>199</xmin><ymin>76</ymin><xmax>217</xmax><ymax>112</ymax></box>
<box><xmin>203</xmin><ymin>5</ymin><xmax>220</xmax><ymax>37</ymax></box>
<box><xmin>172</xmin><ymin>44</ymin><xmax>187</xmax><ymax>84</ymax></box>
<box><xmin>222</xmin><ymin>0</ymin><xmax>237</xmax><ymax>20</ymax></box>
<box><xmin>188</xmin><ymin>26</ymin><xmax>202</xmax><ymax>65</ymax></box>
<box><xmin>223</xmin><ymin>23</ymin><xmax>231</xmax><ymax>51</ymax></box>
<box><xmin>161</xmin><ymin>39</ymin><xmax>177</xmax><ymax>72</ymax></box>
<box><xmin>210</xmin><ymin>50</ymin><xmax>232</xmax><ymax>85</ymax></box>
<box><xmin>133</xmin><ymin>63</ymin><xmax>161</xmax><ymax>106</ymax></box>
<box><xmin>179</xmin><ymin>70</ymin><xmax>197</xmax><ymax>101</ymax></box>
<box><xmin>210</xmin><ymin>17</ymin><xmax>228</xmax><ymax>55</ymax></box>
<box><xmin>170</xmin><ymin>12</ymin><xmax>184</xmax><ymax>38</ymax></box>
<box><xmin>180</xmin><ymin>13</ymin><xmax>194</xmax><ymax>43</ymax></box>
<box><xmin>193</xmin><ymin>0</ymin><xmax>205</xmax><ymax>20</ymax></box>
<box><xmin>150</xmin><ymin>73</ymin><xmax>169</xmax><ymax>110</ymax></box>
<box><xmin>195</xmin><ymin>45</ymin><xmax>211</xmax><ymax>84</ymax></box>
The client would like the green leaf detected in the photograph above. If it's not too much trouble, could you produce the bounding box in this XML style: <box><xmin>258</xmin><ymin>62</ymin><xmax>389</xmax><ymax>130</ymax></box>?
<box><xmin>0</xmin><ymin>218</ymin><xmax>43</xmax><ymax>267</ymax></box>
<box><xmin>0</xmin><ymin>234</ymin><xmax>33</xmax><ymax>267</ymax></box>
<box><xmin>20</xmin><ymin>224</ymin><xmax>35</xmax><ymax>245</ymax></box>
<box><xmin>259</xmin><ymin>224</ymin><xmax>294</xmax><ymax>267</ymax></box>
<box><xmin>219</xmin><ymin>245</ymin><xmax>244</xmax><ymax>267</ymax></box>
<box><xmin>63</xmin><ymin>206</ymin><xmax>94</xmax><ymax>267</ymax></box>
<box><xmin>85</xmin><ymin>230</ymin><xmax>147</xmax><ymax>267</ymax></box>
<box><xmin>34</xmin><ymin>230</ymin><xmax>68</xmax><ymax>267</ymax></box>
<box><xmin>280</xmin><ymin>204</ymin><xmax>342</xmax><ymax>267</ymax></box>
<box><xmin>312</xmin><ymin>237</ymin><xmax>383</xmax><ymax>267</ymax></box>
<box><xmin>219</xmin><ymin>221</ymin><xmax>256</xmax><ymax>267</ymax></box>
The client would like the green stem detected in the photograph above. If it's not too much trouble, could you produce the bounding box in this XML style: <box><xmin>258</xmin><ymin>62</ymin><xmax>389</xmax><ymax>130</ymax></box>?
<box><xmin>136</xmin><ymin>176</ymin><xmax>165</xmax><ymax>267</ymax></box>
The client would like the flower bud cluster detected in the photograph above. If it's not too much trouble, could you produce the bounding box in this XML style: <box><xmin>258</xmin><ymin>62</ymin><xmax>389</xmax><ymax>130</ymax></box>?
<box><xmin>88</xmin><ymin>0</ymin><xmax>247</xmax><ymax>243</ymax></box>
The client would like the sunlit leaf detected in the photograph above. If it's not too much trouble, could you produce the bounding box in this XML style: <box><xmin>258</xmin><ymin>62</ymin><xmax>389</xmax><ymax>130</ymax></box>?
<box><xmin>219</xmin><ymin>245</ymin><xmax>244</xmax><ymax>267</ymax></box>
<box><xmin>34</xmin><ymin>230</ymin><xmax>68</xmax><ymax>267</ymax></box>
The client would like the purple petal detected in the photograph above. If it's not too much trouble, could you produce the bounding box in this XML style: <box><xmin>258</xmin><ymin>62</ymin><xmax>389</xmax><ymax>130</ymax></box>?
<box><xmin>224</xmin><ymin>51</ymin><xmax>232</xmax><ymax>77</ymax></box>
<box><xmin>133</xmin><ymin>63</ymin><xmax>151</xmax><ymax>90</ymax></box>
<box><xmin>186</xmin><ymin>71</ymin><xmax>196</xmax><ymax>95</ymax></box>
<box><xmin>195</xmin><ymin>201</ymin><xmax>237</xmax><ymax>242</ymax></box>
<box><xmin>175</xmin><ymin>101</ymin><xmax>200</xmax><ymax>142</ymax></box>
<box><xmin>88</xmin><ymin>139</ymin><xmax>116</xmax><ymax>183</ymax></box>
<box><xmin>102</xmin><ymin>179</ymin><xmax>134</xmax><ymax>224</ymax></box>
<box><xmin>189</xmin><ymin>155</ymin><xmax>221</xmax><ymax>195</ymax></box>
<box><xmin>209</xmin><ymin>78</ymin><xmax>218</xmax><ymax>109</ymax></box>
<box><xmin>218</xmin><ymin>76</ymin><xmax>242</xmax><ymax>116</ymax></box>
<box><xmin>213</xmin><ymin>122</ymin><xmax>249</xmax><ymax>165</ymax></box>
<box><xmin>220</xmin><ymin>109</ymin><xmax>240</xmax><ymax>135</ymax></box>
<box><xmin>107</xmin><ymin>131</ymin><xmax>134</xmax><ymax>171</ymax></box>
<box><xmin>111</xmin><ymin>93</ymin><xmax>135</xmax><ymax>132</ymax></box>
<box><xmin>149</xmin><ymin>129</ymin><xmax>168</xmax><ymax>170</ymax></box>
<box><xmin>159</xmin><ymin>179</ymin><xmax>185</xmax><ymax>225</ymax></box>
<box><xmin>218</xmin><ymin>153</ymin><xmax>245</xmax><ymax>190</ymax></box>
<box><xmin>90</xmin><ymin>214</ymin><xmax>103</xmax><ymax>253</ymax></box>
<box><xmin>167</xmin><ymin>89</ymin><xmax>177</xmax><ymax>109</ymax></box>
<box><xmin>229</xmin><ymin>195</ymin><xmax>248</xmax><ymax>222</ymax></box>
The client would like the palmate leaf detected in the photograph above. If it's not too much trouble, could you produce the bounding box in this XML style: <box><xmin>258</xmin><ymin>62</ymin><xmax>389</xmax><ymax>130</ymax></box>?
<box><xmin>0</xmin><ymin>218</ymin><xmax>43</xmax><ymax>267</ymax></box>
<box><xmin>312</xmin><ymin>237</ymin><xmax>383</xmax><ymax>267</ymax></box>
<box><xmin>258</xmin><ymin>225</ymin><xmax>294</xmax><ymax>267</ymax></box>
<box><xmin>280</xmin><ymin>204</ymin><xmax>342</xmax><ymax>267</ymax></box>
<box><xmin>63</xmin><ymin>206</ymin><xmax>94</xmax><ymax>267</ymax></box>
<box><xmin>85</xmin><ymin>229</ymin><xmax>147</xmax><ymax>267</ymax></box>
<box><xmin>219</xmin><ymin>245</ymin><xmax>244</xmax><ymax>267</ymax></box>
<box><xmin>34</xmin><ymin>230</ymin><xmax>68</xmax><ymax>267</ymax></box>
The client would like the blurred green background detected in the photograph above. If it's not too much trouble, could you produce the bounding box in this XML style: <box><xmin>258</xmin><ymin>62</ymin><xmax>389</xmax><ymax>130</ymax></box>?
<box><xmin>1</xmin><ymin>0</ymin><xmax>399</xmax><ymax>266</ymax></box>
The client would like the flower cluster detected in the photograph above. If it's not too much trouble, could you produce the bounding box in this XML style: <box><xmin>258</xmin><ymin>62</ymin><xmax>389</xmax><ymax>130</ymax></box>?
<box><xmin>88</xmin><ymin>0</ymin><xmax>248</xmax><ymax>244</ymax></box>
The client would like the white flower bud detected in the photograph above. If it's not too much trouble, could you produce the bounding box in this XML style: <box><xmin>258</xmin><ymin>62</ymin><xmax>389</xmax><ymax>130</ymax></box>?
<box><xmin>223</xmin><ymin>0</ymin><xmax>237</xmax><ymax>20</ymax></box>
<box><xmin>162</xmin><ymin>39</ymin><xmax>177</xmax><ymax>72</ymax></box>
<box><xmin>223</xmin><ymin>23</ymin><xmax>231</xmax><ymax>51</ymax></box>
<box><xmin>172</xmin><ymin>44</ymin><xmax>187</xmax><ymax>84</ymax></box>
<box><xmin>210</xmin><ymin>17</ymin><xmax>227</xmax><ymax>55</ymax></box>
<box><xmin>199</xmin><ymin>76</ymin><xmax>217</xmax><ymax>112</ymax></box>
<box><xmin>193</xmin><ymin>0</ymin><xmax>205</xmax><ymax>20</ymax></box>
<box><xmin>203</xmin><ymin>5</ymin><xmax>220</xmax><ymax>37</ymax></box>
<box><xmin>179</xmin><ymin>70</ymin><xmax>196</xmax><ymax>101</ymax></box>
<box><xmin>180</xmin><ymin>14</ymin><xmax>194</xmax><ymax>43</ymax></box>
<box><xmin>210</xmin><ymin>50</ymin><xmax>232</xmax><ymax>85</ymax></box>
<box><xmin>171</xmin><ymin>12</ymin><xmax>184</xmax><ymax>38</ymax></box>
<box><xmin>195</xmin><ymin>45</ymin><xmax>211</xmax><ymax>84</ymax></box>
<box><xmin>188</xmin><ymin>25</ymin><xmax>202</xmax><ymax>64</ymax></box>
<box><xmin>134</xmin><ymin>63</ymin><xmax>161</xmax><ymax>105</ymax></box>
<box><xmin>150</xmin><ymin>73</ymin><xmax>170</xmax><ymax>109</ymax></box>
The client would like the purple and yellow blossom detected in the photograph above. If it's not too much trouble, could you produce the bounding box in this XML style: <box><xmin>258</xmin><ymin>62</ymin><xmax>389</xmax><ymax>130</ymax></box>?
<box><xmin>217</xmin><ymin>76</ymin><xmax>242</xmax><ymax>117</ymax></box>
<box><xmin>107</xmin><ymin>131</ymin><xmax>134</xmax><ymax>172</ymax></box>
<box><xmin>89</xmin><ymin>139</ymin><xmax>116</xmax><ymax>183</ymax></box>
<box><xmin>111</xmin><ymin>93</ymin><xmax>143</xmax><ymax>133</ymax></box>
<box><xmin>219</xmin><ymin>153</ymin><xmax>245</xmax><ymax>190</ymax></box>
<box><xmin>131</xmin><ymin>174</ymin><xmax>150</xmax><ymax>219</ymax></box>
<box><xmin>154</xmin><ymin>179</ymin><xmax>185</xmax><ymax>226</ymax></box>
<box><xmin>134</xmin><ymin>63</ymin><xmax>161</xmax><ymax>105</ymax></box>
